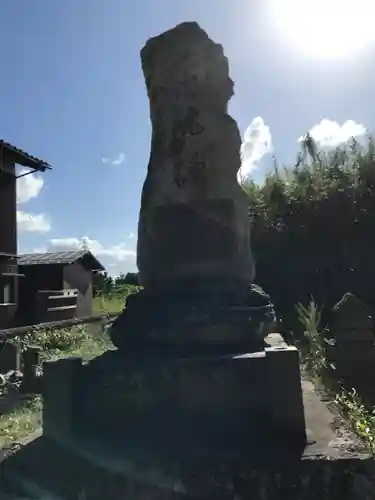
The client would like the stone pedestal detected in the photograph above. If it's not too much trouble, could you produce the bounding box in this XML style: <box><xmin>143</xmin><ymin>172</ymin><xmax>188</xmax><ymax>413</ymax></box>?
<box><xmin>1</xmin><ymin>338</ymin><xmax>373</xmax><ymax>499</ymax></box>
<box><xmin>1</xmin><ymin>336</ymin><xmax>308</xmax><ymax>499</ymax></box>
<box><xmin>110</xmin><ymin>283</ymin><xmax>276</xmax><ymax>354</ymax></box>
<box><xmin>38</xmin><ymin>335</ymin><xmax>305</xmax><ymax>451</ymax></box>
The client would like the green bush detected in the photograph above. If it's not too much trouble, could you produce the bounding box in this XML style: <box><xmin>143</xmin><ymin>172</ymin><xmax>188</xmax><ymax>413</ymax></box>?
<box><xmin>296</xmin><ymin>300</ymin><xmax>327</xmax><ymax>377</ymax></box>
<box><xmin>12</xmin><ymin>325</ymin><xmax>90</xmax><ymax>353</ymax></box>
<box><xmin>244</xmin><ymin>136</ymin><xmax>375</xmax><ymax>317</ymax></box>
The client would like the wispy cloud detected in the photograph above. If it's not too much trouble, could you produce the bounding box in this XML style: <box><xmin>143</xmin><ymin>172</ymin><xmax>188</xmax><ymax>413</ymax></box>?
<box><xmin>298</xmin><ymin>119</ymin><xmax>367</xmax><ymax>148</ymax></box>
<box><xmin>17</xmin><ymin>211</ymin><xmax>51</xmax><ymax>233</ymax></box>
<box><xmin>48</xmin><ymin>236</ymin><xmax>136</xmax><ymax>262</ymax></box>
<box><xmin>17</xmin><ymin>169</ymin><xmax>44</xmax><ymax>204</ymax></box>
<box><xmin>32</xmin><ymin>247</ymin><xmax>47</xmax><ymax>253</ymax></box>
<box><xmin>101</xmin><ymin>152</ymin><xmax>126</xmax><ymax>166</ymax></box>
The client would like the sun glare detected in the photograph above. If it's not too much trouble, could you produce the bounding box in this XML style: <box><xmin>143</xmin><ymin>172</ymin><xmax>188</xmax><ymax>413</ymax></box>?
<box><xmin>269</xmin><ymin>0</ymin><xmax>375</xmax><ymax>60</ymax></box>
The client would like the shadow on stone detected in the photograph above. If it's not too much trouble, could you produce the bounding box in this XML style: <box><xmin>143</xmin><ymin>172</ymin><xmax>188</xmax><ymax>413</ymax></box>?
<box><xmin>1</xmin><ymin>433</ymin><xmax>373</xmax><ymax>499</ymax></box>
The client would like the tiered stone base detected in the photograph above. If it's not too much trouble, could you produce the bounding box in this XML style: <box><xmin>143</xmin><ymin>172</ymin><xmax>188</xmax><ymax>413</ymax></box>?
<box><xmin>39</xmin><ymin>334</ymin><xmax>306</xmax><ymax>450</ymax></box>
<box><xmin>1</xmin><ymin>335</ymin><xmax>373</xmax><ymax>499</ymax></box>
<box><xmin>109</xmin><ymin>283</ymin><xmax>276</xmax><ymax>355</ymax></box>
<box><xmin>1</xmin><ymin>386</ymin><xmax>373</xmax><ymax>500</ymax></box>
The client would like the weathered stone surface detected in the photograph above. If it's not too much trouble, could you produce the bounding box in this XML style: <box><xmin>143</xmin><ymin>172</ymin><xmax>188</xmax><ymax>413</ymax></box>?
<box><xmin>330</xmin><ymin>294</ymin><xmax>375</xmax><ymax>404</ymax></box>
<box><xmin>64</xmin><ymin>334</ymin><xmax>305</xmax><ymax>448</ymax></box>
<box><xmin>110</xmin><ymin>22</ymin><xmax>274</xmax><ymax>353</ymax></box>
<box><xmin>332</xmin><ymin>293</ymin><xmax>374</xmax><ymax>331</ymax></box>
<box><xmin>110</xmin><ymin>283</ymin><xmax>276</xmax><ymax>354</ymax></box>
<box><xmin>137</xmin><ymin>21</ymin><xmax>254</xmax><ymax>289</ymax></box>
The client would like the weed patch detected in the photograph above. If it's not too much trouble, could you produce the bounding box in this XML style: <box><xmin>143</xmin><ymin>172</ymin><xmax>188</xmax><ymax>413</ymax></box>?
<box><xmin>296</xmin><ymin>299</ymin><xmax>375</xmax><ymax>455</ymax></box>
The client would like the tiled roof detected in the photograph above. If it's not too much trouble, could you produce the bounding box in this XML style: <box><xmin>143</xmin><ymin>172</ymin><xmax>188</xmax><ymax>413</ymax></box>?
<box><xmin>18</xmin><ymin>250</ymin><xmax>104</xmax><ymax>271</ymax></box>
<box><xmin>0</xmin><ymin>140</ymin><xmax>51</xmax><ymax>171</ymax></box>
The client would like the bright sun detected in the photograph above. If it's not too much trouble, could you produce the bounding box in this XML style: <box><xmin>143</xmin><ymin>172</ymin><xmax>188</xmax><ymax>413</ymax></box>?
<box><xmin>270</xmin><ymin>0</ymin><xmax>375</xmax><ymax>60</ymax></box>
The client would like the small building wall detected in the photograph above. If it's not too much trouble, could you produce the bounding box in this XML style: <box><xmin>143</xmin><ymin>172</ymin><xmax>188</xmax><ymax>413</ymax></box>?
<box><xmin>0</xmin><ymin>259</ymin><xmax>19</xmax><ymax>328</ymax></box>
<box><xmin>0</xmin><ymin>303</ymin><xmax>17</xmax><ymax>329</ymax></box>
<box><xmin>17</xmin><ymin>264</ymin><xmax>64</xmax><ymax>325</ymax></box>
<box><xmin>0</xmin><ymin>156</ymin><xmax>19</xmax><ymax>328</ymax></box>
<box><xmin>63</xmin><ymin>261</ymin><xmax>93</xmax><ymax>317</ymax></box>
<box><xmin>16</xmin><ymin>259</ymin><xmax>96</xmax><ymax>325</ymax></box>
<box><xmin>0</xmin><ymin>155</ymin><xmax>17</xmax><ymax>256</ymax></box>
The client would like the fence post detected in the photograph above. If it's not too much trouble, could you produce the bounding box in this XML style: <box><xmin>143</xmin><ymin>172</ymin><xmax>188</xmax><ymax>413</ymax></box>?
<box><xmin>0</xmin><ymin>341</ymin><xmax>21</xmax><ymax>373</ymax></box>
<box><xmin>20</xmin><ymin>345</ymin><xmax>41</xmax><ymax>393</ymax></box>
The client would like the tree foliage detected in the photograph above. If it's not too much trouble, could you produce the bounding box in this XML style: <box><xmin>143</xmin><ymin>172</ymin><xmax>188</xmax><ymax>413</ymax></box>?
<box><xmin>92</xmin><ymin>271</ymin><xmax>140</xmax><ymax>298</ymax></box>
<box><xmin>244</xmin><ymin>135</ymin><xmax>375</xmax><ymax>317</ymax></box>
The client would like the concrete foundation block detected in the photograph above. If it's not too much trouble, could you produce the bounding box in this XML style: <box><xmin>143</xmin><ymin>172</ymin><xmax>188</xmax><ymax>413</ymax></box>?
<box><xmin>42</xmin><ymin>357</ymin><xmax>82</xmax><ymax>442</ymax></box>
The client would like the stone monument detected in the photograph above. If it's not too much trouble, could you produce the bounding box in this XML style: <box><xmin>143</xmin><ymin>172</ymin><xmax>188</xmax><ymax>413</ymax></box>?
<box><xmin>1</xmin><ymin>22</ymin><xmax>373</xmax><ymax>500</ymax></box>
<box><xmin>137</xmin><ymin>21</ymin><xmax>253</xmax><ymax>288</ymax></box>
<box><xmin>76</xmin><ymin>24</ymin><xmax>284</xmax><ymax>447</ymax></box>
<box><xmin>110</xmin><ymin>22</ymin><xmax>275</xmax><ymax>355</ymax></box>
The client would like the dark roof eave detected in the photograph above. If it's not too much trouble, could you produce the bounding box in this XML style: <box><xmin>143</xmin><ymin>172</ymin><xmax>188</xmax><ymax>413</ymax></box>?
<box><xmin>18</xmin><ymin>250</ymin><xmax>105</xmax><ymax>272</ymax></box>
<box><xmin>19</xmin><ymin>260</ymin><xmax>105</xmax><ymax>272</ymax></box>
<box><xmin>0</xmin><ymin>140</ymin><xmax>51</xmax><ymax>171</ymax></box>
<box><xmin>82</xmin><ymin>256</ymin><xmax>105</xmax><ymax>272</ymax></box>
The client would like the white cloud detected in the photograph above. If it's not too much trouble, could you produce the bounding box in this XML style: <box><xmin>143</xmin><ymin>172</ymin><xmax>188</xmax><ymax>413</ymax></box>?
<box><xmin>239</xmin><ymin>117</ymin><xmax>272</xmax><ymax>181</ymax></box>
<box><xmin>127</xmin><ymin>231</ymin><xmax>136</xmax><ymax>239</ymax></box>
<box><xmin>101</xmin><ymin>152</ymin><xmax>126</xmax><ymax>166</ymax></box>
<box><xmin>299</xmin><ymin>119</ymin><xmax>367</xmax><ymax>148</ymax></box>
<box><xmin>15</xmin><ymin>169</ymin><xmax>52</xmax><ymax>232</ymax></box>
<box><xmin>16</xmin><ymin>170</ymin><xmax>44</xmax><ymax>204</ymax></box>
<box><xmin>17</xmin><ymin>210</ymin><xmax>51</xmax><ymax>233</ymax></box>
<box><xmin>27</xmin><ymin>236</ymin><xmax>137</xmax><ymax>277</ymax></box>
<box><xmin>48</xmin><ymin>236</ymin><xmax>136</xmax><ymax>262</ymax></box>
<box><xmin>32</xmin><ymin>247</ymin><xmax>47</xmax><ymax>253</ymax></box>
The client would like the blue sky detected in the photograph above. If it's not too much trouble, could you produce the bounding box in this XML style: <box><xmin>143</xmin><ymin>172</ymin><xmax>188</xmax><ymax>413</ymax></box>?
<box><xmin>1</xmin><ymin>0</ymin><xmax>375</xmax><ymax>276</ymax></box>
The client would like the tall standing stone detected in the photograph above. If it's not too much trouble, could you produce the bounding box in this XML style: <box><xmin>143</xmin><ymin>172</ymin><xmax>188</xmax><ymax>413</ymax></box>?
<box><xmin>137</xmin><ymin>22</ymin><xmax>254</xmax><ymax>290</ymax></box>
<box><xmin>110</xmin><ymin>22</ymin><xmax>274</xmax><ymax>354</ymax></box>
<box><xmin>73</xmin><ymin>23</ymin><xmax>282</xmax><ymax>448</ymax></box>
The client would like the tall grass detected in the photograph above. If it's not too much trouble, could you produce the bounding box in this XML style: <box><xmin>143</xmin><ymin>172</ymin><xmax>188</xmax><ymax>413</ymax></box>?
<box><xmin>92</xmin><ymin>284</ymin><xmax>140</xmax><ymax>314</ymax></box>
<box><xmin>297</xmin><ymin>299</ymin><xmax>375</xmax><ymax>454</ymax></box>
<box><xmin>1</xmin><ymin>324</ymin><xmax>113</xmax><ymax>448</ymax></box>
<box><xmin>243</xmin><ymin>135</ymin><xmax>375</xmax><ymax>316</ymax></box>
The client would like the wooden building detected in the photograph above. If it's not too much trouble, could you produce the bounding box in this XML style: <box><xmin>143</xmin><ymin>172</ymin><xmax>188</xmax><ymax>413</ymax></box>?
<box><xmin>0</xmin><ymin>140</ymin><xmax>51</xmax><ymax>329</ymax></box>
<box><xmin>17</xmin><ymin>250</ymin><xmax>104</xmax><ymax>325</ymax></box>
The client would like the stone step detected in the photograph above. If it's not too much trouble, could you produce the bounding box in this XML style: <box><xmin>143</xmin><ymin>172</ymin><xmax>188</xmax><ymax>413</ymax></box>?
<box><xmin>0</xmin><ymin>436</ymin><xmax>186</xmax><ymax>500</ymax></box>
<box><xmin>1</xmin><ymin>377</ymin><xmax>374</xmax><ymax>499</ymax></box>
<box><xmin>1</xmin><ymin>470</ymin><xmax>63</xmax><ymax>499</ymax></box>
<box><xmin>1</xmin><ymin>430</ymin><xmax>375</xmax><ymax>499</ymax></box>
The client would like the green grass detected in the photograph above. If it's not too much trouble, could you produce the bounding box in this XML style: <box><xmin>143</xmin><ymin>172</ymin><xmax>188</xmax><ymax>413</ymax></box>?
<box><xmin>0</xmin><ymin>396</ymin><xmax>42</xmax><ymax>448</ymax></box>
<box><xmin>92</xmin><ymin>294</ymin><xmax>125</xmax><ymax>314</ymax></box>
<box><xmin>92</xmin><ymin>286</ymin><xmax>141</xmax><ymax>314</ymax></box>
<box><xmin>0</xmin><ymin>289</ymin><xmax>136</xmax><ymax>449</ymax></box>
<box><xmin>0</xmin><ymin>325</ymin><xmax>113</xmax><ymax>449</ymax></box>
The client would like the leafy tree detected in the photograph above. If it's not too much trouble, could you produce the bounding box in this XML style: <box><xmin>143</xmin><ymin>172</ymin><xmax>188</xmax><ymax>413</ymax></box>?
<box><xmin>244</xmin><ymin>134</ymin><xmax>375</xmax><ymax>320</ymax></box>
